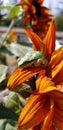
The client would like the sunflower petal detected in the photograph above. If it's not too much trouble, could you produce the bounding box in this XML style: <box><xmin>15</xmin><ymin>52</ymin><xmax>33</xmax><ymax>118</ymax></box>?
<box><xmin>41</xmin><ymin>7</ymin><xmax>50</xmax><ymax>14</ymax></box>
<box><xmin>38</xmin><ymin>0</ymin><xmax>43</xmax><ymax>4</ymax></box>
<box><xmin>36</xmin><ymin>75</ymin><xmax>61</xmax><ymax>93</ymax></box>
<box><xmin>17</xmin><ymin>91</ymin><xmax>49</xmax><ymax>129</ymax></box>
<box><xmin>36</xmin><ymin>70</ymin><xmax>46</xmax><ymax>89</ymax></box>
<box><xmin>48</xmin><ymin>90</ymin><xmax>63</xmax><ymax>100</ymax></box>
<box><xmin>50</xmin><ymin>60</ymin><xmax>63</xmax><ymax>79</ymax></box>
<box><xmin>54</xmin><ymin>117</ymin><xmax>63</xmax><ymax>130</ymax></box>
<box><xmin>41</xmin><ymin>98</ymin><xmax>54</xmax><ymax>130</ymax></box>
<box><xmin>55</xmin><ymin>107</ymin><xmax>63</xmax><ymax>122</ymax></box>
<box><xmin>31</xmin><ymin>124</ymin><xmax>41</xmax><ymax>130</ymax></box>
<box><xmin>43</xmin><ymin>20</ymin><xmax>55</xmax><ymax>60</ymax></box>
<box><xmin>48</xmin><ymin>46</ymin><xmax>63</xmax><ymax>69</ymax></box>
<box><xmin>7</xmin><ymin>66</ymin><xmax>42</xmax><ymax>90</ymax></box>
<box><xmin>53</xmin><ymin>67</ymin><xmax>63</xmax><ymax>86</ymax></box>
<box><xmin>24</xmin><ymin>28</ymin><xmax>43</xmax><ymax>50</ymax></box>
<box><xmin>47</xmin><ymin>47</ymin><xmax>63</xmax><ymax>85</ymax></box>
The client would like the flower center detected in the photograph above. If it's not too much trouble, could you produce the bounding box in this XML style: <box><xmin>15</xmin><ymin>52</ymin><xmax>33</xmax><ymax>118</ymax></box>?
<box><xmin>32</xmin><ymin>1</ymin><xmax>41</xmax><ymax>17</ymax></box>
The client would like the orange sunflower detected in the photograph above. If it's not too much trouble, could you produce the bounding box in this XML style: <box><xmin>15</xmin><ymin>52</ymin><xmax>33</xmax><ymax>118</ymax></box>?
<box><xmin>18</xmin><ymin>0</ymin><xmax>52</xmax><ymax>37</ymax></box>
<box><xmin>7</xmin><ymin>21</ymin><xmax>63</xmax><ymax>130</ymax></box>
<box><xmin>7</xmin><ymin>29</ymin><xmax>17</xmax><ymax>43</ymax></box>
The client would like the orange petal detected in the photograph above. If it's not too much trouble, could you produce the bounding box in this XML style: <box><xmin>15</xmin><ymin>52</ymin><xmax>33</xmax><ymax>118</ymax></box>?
<box><xmin>9</xmin><ymin>29</ymin><xmax>16</xmax><ymax>35</ymax></box>
<box><xmin>54</xmin><ymin>117</ymin><xmax>63</xmax><ymax>130</ymax></box>
<box><xmin>48</xmin><ymin>46</ymin><xmax>63</xmax><ymax>70</ymax></box>
<box><xmin>31</xmin><ymin>124</ymin><xmax>42</xmax><ymax>130</ymax></box>
<box><xmin>48</xmin><ymin>91</ymin><xmax>63</xmax><ymax>129</ymax></box>
<box><xmin>18</xmin><ymin>0</ymin><xmax>28</xmax><ymax>6</ymax></box>
<box><xmin>53</xmin><ymin>67</ymin><xmax>63</xmax><ymax>86</ymax></box>
<box><xmin>49</xmin><ymin>60</ymin><xmax>63</xmax><ymax>79</ymax></box>
<box><xmin>48</xmin><ymin>90</ymin><xmax>63</xmax><ymax>100</ymax></box>
<box><xmin>24</xmin><ymin>27</ymin><xmax>43</xmax><ymax>50</ymax></box>
<box><xmin>36</xmin><ymin>70</ymin><xmax>46</xmax><ymax>89</ymax></box>
<box><xmin>53</xmin><ymin>93</ymin><xmax>63</xmax><ymax>123</ymax></box>
<box><xmin>54</xmin><ymin>99</ymin><xmax>63</xmax><ymax>110</ymax></box>
<box><xmin>54</xmin><ymin>107</ymin><xmax>63</xmax><ymax>122</ymax></box>
<box><xmin>43</xmin><ymin>20</ymin><xmax>56</xmax><ymax>60</ymax></box>
<box><xmin>18</xmin><ymin>91</ymin><xmax>49</xmax><ymax>129</ymax></box>
<box><xmin>41</xmin><ymin>98</ymin><xmax>54</xmax><ymax>130</ymax></box>
<box><xmin>38</xmin><ymin>0</ymin><xmax>43</xmax><ymax>4</ymax></box>
<box><xmin>36</xmin><ymin>76</ymin><xmax>61</xmax><ymax>93</ymax></box>
<box><xmin>7</xmin><ymin>66</ymin><xmax>42</xmax><ymax>90</ymax></box>
<box><xmin>41</xmin><ymin>7</ymin><xmax>50</xmax><ymax>14</ymax></box>
<box><xmin>48</xmin><ymin>47</ymin><xmax>63</xmax><ymax>83</ymax></box>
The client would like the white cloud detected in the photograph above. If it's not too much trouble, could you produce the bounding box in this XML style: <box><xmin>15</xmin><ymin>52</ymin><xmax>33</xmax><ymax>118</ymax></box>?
<box><xmin>43</xmin><ymin>0</ymin><xmax>63</xmax><ymax>15</ymax></box>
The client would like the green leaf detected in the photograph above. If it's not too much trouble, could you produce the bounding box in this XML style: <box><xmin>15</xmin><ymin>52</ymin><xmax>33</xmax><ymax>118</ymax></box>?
<box><xmin>18</xmin><ymin>50</ymin><xmax>48</xmax><ymax>68</ymax></box>
<box><xmin>7</xmin><ymin>6</ymin><xmax>20</xmax><ymax>19</ymax></box>
<box><xmin>0</xmin><ymin>46</ymin><xmax>13</xmax><ymax>55</ymax></box>
<box><xmin>24</xmin><ymin>0</ymin><xmax>28</xmax><ymax>3</ymax></box>
<box><xmin>18</xmin><ymin>50</ymin><xmax>42</xmax><ymax>66</ymax></box>
<box><xmin>6</xmin><ymin>43</ymin><xmax>32</xmax><ymax>57</ymax></box>
<box><xmin>0</xmin><ymin>65</ymin><xmax>8</xmax><ymax>83</ymax></box>
<box><xmin>0</xmin><ymin>103</ymin><xmax>18</xmax><ymax>120</ymax></box>
<box><xmin>4</xmin><ymin>92</ymin><xmax>22</xmax><ymax>115</ymax></box>
<box><xmin>0</xmin><ymin>102</ymin><xmax>18</xmax><ymax>129</ymax></box>
<box><xmin>0</xmin><ymin>119</ymin><xmax>17</xmax><ymax>130</ymax></box>
<box><xmin>0</xmin><ymin>54</ymin><xmax>6</xmax><ymax>64</ymax></box>
<box><xmin>0</xmin><ymin>6</ymin><xmax>12</xmax><ymax>10</ymax></box>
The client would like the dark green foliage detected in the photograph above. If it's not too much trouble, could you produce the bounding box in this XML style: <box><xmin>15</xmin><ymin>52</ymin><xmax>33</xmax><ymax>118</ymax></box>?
<box><xmin>0</xmin><ymin>103</ymin><xmax>18</xmax><ymax>120</ymax></box>
<box><xmin>56</xmin><ymin>13</ymin><xmax>63</xmax><ymax>31</ymax></box>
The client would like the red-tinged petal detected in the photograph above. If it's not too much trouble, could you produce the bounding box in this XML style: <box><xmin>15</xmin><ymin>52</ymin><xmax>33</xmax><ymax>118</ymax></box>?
<box><xmin>18</xmin><ymin>91</ymin><xmax>49</xmax><ymax>129</ymax></box>
<box><xmin>36</xmin><ymin>76</ymin><xmax>61</xmax><ymax>93</ymax></box>
<box><xmin>54</xmin><ymin>107</ymin><xmax>63</xmax><ymax>122</ymax></box>
<box><xmin>7</xmin><ymin>66</ymin><xmax>42</xmax><ymax>90</ymax></box>
<box><xmin>53</xmin><ymin>93</ymin><xmax>63</xmax><ymax>123</ymax></box>
<box><xmin>43</xmin><ymin>20</ymin><xmax>56</xmax><ymax>60</ymax></box>
<box><xmin>48</xmin><ymin>90</ymin><xmax>63</xmax><ymax>100</ymax></box>
<box><xmin>22</xmin><ymin>124</ymin><xmax>42</xmax><ymax>130</ymax></box>
<box><xmin>32</xmin><ymin>124</ymin><xmax>41</xmax><ymax>130</ymax></box>
<box><xmin>38</xmin><ymin>0</ymin><xmax>43</xmax><ymax>4</ymax></box>
<box><xmin>41</xmin><ymin>7</ymin><xmax>50</xmax><ymax>14</ymax></box>
<box><xmin>41</xmin><ymin>98</ymin><xmax>54</xmax><ymax>130</ymax></box>
<box><xmin>54</xmin><ymin>117</ymin><xmax>63</xmax><ymax>130</ymax></box>
<box><xmin>30</xmin><ymin>5</ymin><xmax>36</xmax><ymax>14</ymax></box>
<box><xmin>54</xmin><ymin>99</ymin><xmax>63</xmax><ymax>110</ymax></box>
<box><xmin>24</xmin><ymin>14</ymin><xmax>31</xmax><ymax>24</ymax></box>
<box><xmin>50</xmin><ymin>127</ymin><xmax>56</xmax><ymax>130</ymax></box>
<box><xmin>24</xmin><ymin>28</ymin><xmax>43</xmax><ymax>50</ymax></box>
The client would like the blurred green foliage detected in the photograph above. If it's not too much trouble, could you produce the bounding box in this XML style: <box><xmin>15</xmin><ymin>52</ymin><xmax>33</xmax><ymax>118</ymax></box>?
<box><xmin>56</xmin><ymin>13</ymin><xmax>63</xmax><ymax>31</ymax></box>
<box><xmin>0</xmin><ymin>20</ymin><xmax>10</xmax><ymax>26</ymax></box>
<box><xmin>0</xmin><ymin>54</ymin><xmax>6</xmax><ymax>64</ymax></box>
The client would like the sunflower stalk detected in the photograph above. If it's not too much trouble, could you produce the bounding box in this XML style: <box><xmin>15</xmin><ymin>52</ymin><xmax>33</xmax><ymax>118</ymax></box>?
<box><xmin>0</xmin><ymin>19</ymin><xmax>15</xmax><ymax>45</ymax></box>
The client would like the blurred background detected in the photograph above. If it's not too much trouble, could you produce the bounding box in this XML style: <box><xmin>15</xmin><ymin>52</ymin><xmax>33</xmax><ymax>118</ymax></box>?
<box><xmin>0</xmin><ymin>0</ymin><xmax>63</xmax><ymax>16</ymax></box>
<box><xmin>0</xmin><ymin>1</ymin><xmax>63</xmax><ymax>128</ymax></box>
<box><xmin>0</xmin><ymin>0</ymin><xmax>63</xmax><ymax>31</ymax></box>
<box><xmin>0</xmin><ymin>0</ymin><xmax>63</xmax><ymax>67</ymax></box>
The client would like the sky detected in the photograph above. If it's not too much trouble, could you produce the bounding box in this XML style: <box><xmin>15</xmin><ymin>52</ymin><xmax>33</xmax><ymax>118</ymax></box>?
<box><xmin>3</xmin><ymin>0</ymin><xmax>19</xmax><ymax>5</ymax></box>
<box><xmin>0</xmin><ymin>0</ymin><xmax>19</xmax><ymax>15</ymax></box>
<box><xmin>43</xmin><ymin>0</ymin><xmax>63</xmax><ymax>15</ymax></box>
<box><xmin>1</xmin><ymin>0</ymin><xmax>63</xmax><ymax>16</ymax></box>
